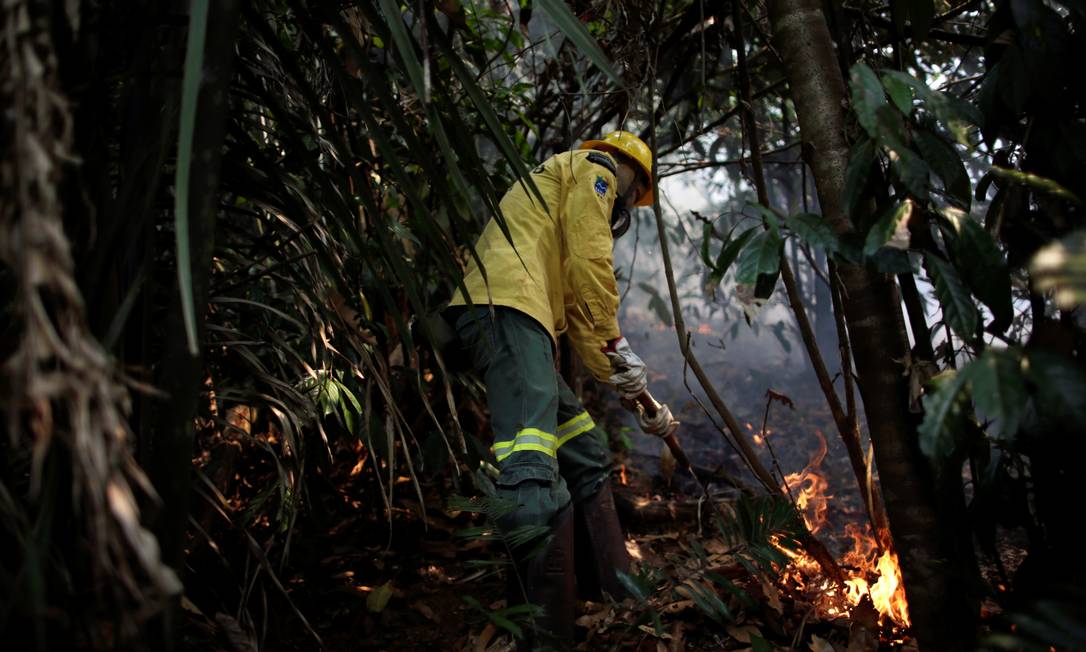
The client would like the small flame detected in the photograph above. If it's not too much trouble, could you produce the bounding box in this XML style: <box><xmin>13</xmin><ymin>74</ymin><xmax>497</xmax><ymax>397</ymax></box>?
<box><xmin>869</xmin><ymin>549</ymin><xmax>911</xmax><ymax>626</ymax></box>
<box><xmin>781</xmin><ymin>430</ymin><xmax>831</xmax><ymax>533</ymax></box>
<box><xmin>619</xmin><ymin>464</ymin><xmax>628</xmax><ymax>485</ymax></box>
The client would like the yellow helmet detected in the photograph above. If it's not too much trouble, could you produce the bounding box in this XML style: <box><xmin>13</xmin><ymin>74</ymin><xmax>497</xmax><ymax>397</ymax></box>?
<box><xmin>578</xmin><ymin>130</ymin><xmax>654</xmax><ymax>207</ymax></box>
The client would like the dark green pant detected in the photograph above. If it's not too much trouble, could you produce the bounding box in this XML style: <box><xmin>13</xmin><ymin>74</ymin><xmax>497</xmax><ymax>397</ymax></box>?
<box><xmin>455</xmin><ymin>307</ymin><xmax>614</xmax><ymax>532</ymax></box>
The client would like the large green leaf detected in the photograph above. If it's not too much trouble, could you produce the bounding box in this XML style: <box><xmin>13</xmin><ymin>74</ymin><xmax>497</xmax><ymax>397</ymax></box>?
<box><xmin>850</xmin><ymin>63</ymin><xmax>886</xmax><ymax>137</ymax></box>
<box><xmin>950</xmin><ymin>219</ymin><xmax>1013</xmax><ymax>332</ymax></box>
<box><xmin>864</xmin><ymin>200</ymin><xmax>913</xmax><ymax>256</ymax></box>
<box><xmin>880</xmin><ymin>70</ymin><xmax>984</xmax><ymax>145</ymax></box>
<box><xmin>881</xmin><ymin>71</ymin><xmax>914</xmax><ymax>115</ymax></box>
<box><xmin>990</xmin><ymin>166</ymin><xmax>1084</xmax><ymax>206</ymax></box>
<box><xmin>735</xmin><ymin>230</ymin><xmax>783</xmax><ymax>285</ymax></box>
<box><xmin>915</xmin><ymin>127</ymin><xmax>970</xmax><ymax>207</ymax></box>
<box><xmin>925</xmin><ymin>253</ymin><xmax>980</xmax><ymax>344</ymax></box>
<box><xmin>918</xmin><ymin>369</ymin><xmax>971</xmax><ymax>464</ymax></box>
<box><xmin>966</xmin><ymin>349</ymin><xmax>1028</xmax><ymax>440</ymax></box>
<box><xmin>709</xmin><ymin>226</ymin><xmax>759</xmax><ymax>286</ymax></box>
<box><xmin>536</xmin><ymin>0</ymin><xmax>623</xmax><ymax>86</ymax></box>
<box><xmin>868</xmin><ymin>247</ymin><xmax>916</xmax><ymax>274</ymax></box>
<box><xmin>786</xmin><ymin>212</ymin><xmax>840</xmax><ymax>254</ymax></box>
<box><xmin>701</xmin><ymin>222</ymin><xmax>716</xmax><ymax>269</ymax></box>
<box><xmin>377</xmin><ymin>0</ymin><xmax>427</xmax><ymax>101</ymax></box>
<box><xmin>750</xmin><ymin>202</ymin><xmax>781</xmax><ymax>238</ymax></box>
<box><xmin>844</xmin><ymin>137</ymin><xmax>876</xmax><ymax>219</ymax></box>
<box><xmin>174</xmin><ymin>0</ymin><xmax>210</xmax><ymax>355</ymax></box>
<box><xmin>1024</xmin><ymin>351</ymin><xmax>1086</xmax><ymax>424</ymax></box>
<box><xmin>875</xmin><ymin>106</ymin><xmax>930</xmax><ymax>199</ymax></box>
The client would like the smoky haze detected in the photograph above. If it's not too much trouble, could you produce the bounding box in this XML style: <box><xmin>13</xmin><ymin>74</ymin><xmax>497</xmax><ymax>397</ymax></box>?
<box><xmin>606</xmin><ymin>175</ymin><xmax>871</xmax><ymax>534</ymax></box>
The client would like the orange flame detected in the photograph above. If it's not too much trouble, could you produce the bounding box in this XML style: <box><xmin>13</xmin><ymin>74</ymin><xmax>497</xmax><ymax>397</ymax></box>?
<box><xmin>619</xmin><ymin>464</ymin><xmax>628</xmax><ymax>485</ymax></box>
<box><xmin>773</xmin><ymin>432</ymin><xmax>911</xmax><ymax>629</ymax></box>
<box><xmin>781</xmin><ymin>430</ymin><xmax>831</xmax><ymax>533</ymax></box>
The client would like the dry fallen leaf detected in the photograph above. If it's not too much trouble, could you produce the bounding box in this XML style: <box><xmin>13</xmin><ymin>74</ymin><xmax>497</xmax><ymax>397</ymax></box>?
<box><xmin>662</xmin><ymin>599</ymin><xmax>695</xmax><ymax>614</ymax></box>
<box><xmin>760</xmin><ymin>577</ymin><xmax>784</xmax><ymax>614</ymax></box>
<box><xmin>575</xmin><ymin>603</ymin><xmax>612</xmax><ymax>630</ymax></box>
<box><xmin>809</xmin><ymin>633</ymin><xmax>835</xmax><ymax>652</ymax></box>
<box><xmin>726</xmin><ymin>623</ymin><xmax>763</xmax><ymax>644</ymax></box>
<box><xmin>411</xmin><ymin>600</ymin><xmax>438</xmax><ymax>622</ymax></box>
<box><xmin>638</xmin><ymin>624</ymin><xmax>673</xmax><ymax>640</ymax></box>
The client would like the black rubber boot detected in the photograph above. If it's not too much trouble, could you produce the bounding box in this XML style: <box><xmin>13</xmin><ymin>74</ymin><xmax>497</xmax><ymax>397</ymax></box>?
<box><xmin>509</xmin><ymin>506</ymin><xmax>575</xmax><ymax>651</ymax></box>
<box><xmin>574</xmin><ymin>482</ymin><xmax>631</xmax><ymax>601</ymax></box>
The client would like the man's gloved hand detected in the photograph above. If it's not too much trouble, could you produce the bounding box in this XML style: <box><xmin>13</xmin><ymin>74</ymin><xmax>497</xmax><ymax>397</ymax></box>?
<box><xmin>603</xmin><ymin>337</ymin><xmax>647</xmax><ymax>398</ymax></box>
<box><xmin>638</xmin><ymin>402</ymin><xmax>675</xmax><ymax>437</ymax></box>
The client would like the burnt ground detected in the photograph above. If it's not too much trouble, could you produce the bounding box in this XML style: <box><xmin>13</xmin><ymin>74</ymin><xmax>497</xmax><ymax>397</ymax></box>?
<box><xmin>179</xmin><ymin>336</ymin><xmax>1021</xmax><ymax>651</ymax></box>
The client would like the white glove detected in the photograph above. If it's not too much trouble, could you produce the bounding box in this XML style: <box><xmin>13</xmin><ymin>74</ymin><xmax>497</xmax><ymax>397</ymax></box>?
<box><xmin>639</xmin><ymin>403</ymin><xmax>675</xmax><ymax>437</ymax></box>
<box><xmin>603</xmin><ymin>337</ymin><xmax>648</xmax><ymax>398</ymax></box>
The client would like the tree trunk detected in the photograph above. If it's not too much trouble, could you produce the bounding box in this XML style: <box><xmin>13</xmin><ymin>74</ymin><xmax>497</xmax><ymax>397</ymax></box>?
<box><xmin>766</xmin><ymin>0</ymin><xmax>979</xmax><ymax>647</ymax></box>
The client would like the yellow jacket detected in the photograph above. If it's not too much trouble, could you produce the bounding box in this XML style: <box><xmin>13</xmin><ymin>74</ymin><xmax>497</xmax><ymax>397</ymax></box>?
<box><xmin>450</xmin><ymin>150</ymin><xmax>622</xmax><ymax>380</ymax></box>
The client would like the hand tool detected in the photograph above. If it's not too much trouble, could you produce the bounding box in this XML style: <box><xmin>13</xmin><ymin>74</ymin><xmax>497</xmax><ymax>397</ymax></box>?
<box><xmin>629</xmin><ymin>390</ymin><xmax>711</xmax><ymax>497</ymax></box>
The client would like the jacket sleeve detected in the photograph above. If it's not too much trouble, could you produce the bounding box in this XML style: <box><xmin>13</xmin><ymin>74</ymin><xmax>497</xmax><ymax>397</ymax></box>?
<box><xmin>561</xmin><ymin>154</ymin><xmax>622</xmax><ymax>381</ymax></box>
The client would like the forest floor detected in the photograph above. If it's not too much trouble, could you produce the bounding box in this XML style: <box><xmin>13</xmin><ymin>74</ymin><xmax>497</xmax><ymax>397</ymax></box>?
<box><xmin>180</xmin><ymin>351</ymin><xmax>1016</xmax><ymax>651</ymax></box>
<box><xmin>181</xmin><ymin>402</ymin><xmax>932</xmax><ymax>651</ymax></box>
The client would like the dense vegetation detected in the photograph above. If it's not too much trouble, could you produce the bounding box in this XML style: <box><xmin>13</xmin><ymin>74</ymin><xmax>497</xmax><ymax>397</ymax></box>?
<box><xmin>2</xmin><ymin>0</ymin><xmax>1083</xmax><ymax>649</ymax></box>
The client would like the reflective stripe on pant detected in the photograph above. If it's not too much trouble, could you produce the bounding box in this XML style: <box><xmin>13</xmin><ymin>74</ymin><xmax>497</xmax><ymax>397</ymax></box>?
<box><xmin>556</xmin><ymin>378</ymin><xmax>612</xmax><ymax>505</ymax></box>
<box><xmin>455</xmin><ymin>307</ymin><xmax>612</xmax><ymax>530</ymax></box>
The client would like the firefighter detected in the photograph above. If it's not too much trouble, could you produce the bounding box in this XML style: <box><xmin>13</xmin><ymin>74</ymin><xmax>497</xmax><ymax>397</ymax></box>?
<box><xmin>448</xmin><ymin>131</ymin><xmax>674</xmax><ymax>649</ymax></box>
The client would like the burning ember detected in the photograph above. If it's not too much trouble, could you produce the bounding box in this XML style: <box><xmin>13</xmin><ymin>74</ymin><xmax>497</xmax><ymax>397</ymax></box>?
<box><xmin>776</xmin><ymin>432</ymin><xmax>911</xmax><ymax>629</ymax></box>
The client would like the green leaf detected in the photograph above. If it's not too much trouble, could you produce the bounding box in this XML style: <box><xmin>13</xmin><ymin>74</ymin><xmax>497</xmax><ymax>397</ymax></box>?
<box><xmin>536</xmin><ymin>0</ymin><xmax>622</xmax><ymax>86</ymax></box>
<box><xmin>875</xmin><ymin>112</ymin><xmax>930</xmax><ymax>199</ymax></box>
<box><xmin>751</xmin><ymin>203</ymin><xmax>781</xmax><ymax>237</ymax></box>
<box><xmin>990</xmin><ymin>166</ymin><xmax>1084</xmax><ymax>206</ymax></box>
<box><xmin>880</xmin><ymin>70</ymin><xmax>983</xmax><ymax>144</ymax></box>
<box><xmin>735</xmin><ymin>230</ymin><xmax>783</xmax><ymax>285</ymax></box>
<box><xmin>174</xmin><ymin>0</ymin><xmax>210</xmax><ymax>356</ymax></box>
<box><xmin>754</xmin><ymin>267</ymin><xmax>781</xmax><ymax>301</ymax></box>
<box><xmin>864</xmin><ymin>200</ymin><xmax>913</xmax><ymax>256</ymax></box>
<box><xmin>918</xmin><ymin>369</ymin><xmax>971</xmax><ymax>463</ymax></box>
<box><xmin>951</xmin><ymin>219</ymin><xmax>1013</xmax><ymax>332</ymax></box>
<box><xmin>925</xmin><ymin>253</ymin><xmax>980</xmax><ymax>344</ymax></box>
<box><xmin>616</xmin><ymin>569</ymin><xmax>652</xmax><ymax>602</ymax></box>
<box><xmin>850</xmin><ymin>63</ymin><xmax>887</xmax><ymax>137</ymax></box>
<box><xmin>751</xmin><ymin>635</ymin><xmax>774</xmax><ymax>652</ymax></box>
<box><xmin>366</xmin><ymin>582</ymin><xmax>394</xmax><ymax>612</ymax></box>
<box><xmin>844</xmin><ymin>137</ymin><xmax>877</xmax><ymax>219</ymax></box>
<box><xmin>915</xmin><ymin>127</ymin><xmax>970</xmax><ymax>207</ymax></box>
<box><xmin>881</xmin><ymin>72</ymin><xmax>914</xmax><ymax>115</ymax></box>
<box><xmin>868</xmin><ymin>247</ymin><xmax>915</xmax><ymax>274</ymax></box>
<box><xmin>966</xmin><ymin>348</ymin><xmax>1028</xmax><ymax>439</ymax></box>
<box><xmin>1024</xmin><ymin>351</ymin><xmax>1086</xmax><ymax>424</ymax></box>
<box><xmin>786</xmin><ymin>212</ymin><xmax>840</xmax><ymax>254</ymax></box>
<box><xmin>378</xmin><ymin>0</ymin><xmax>427</xmax><ymax>101</ymax></box>
<box><xmin>701</xmin><ymin>222</ymin><xmax>715</xmax><ymax>268</ymax></box>
<box><xmin>710</xmin><ymin>227</ymin><xmax>758</xmax><ymax>286</ymax></box>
